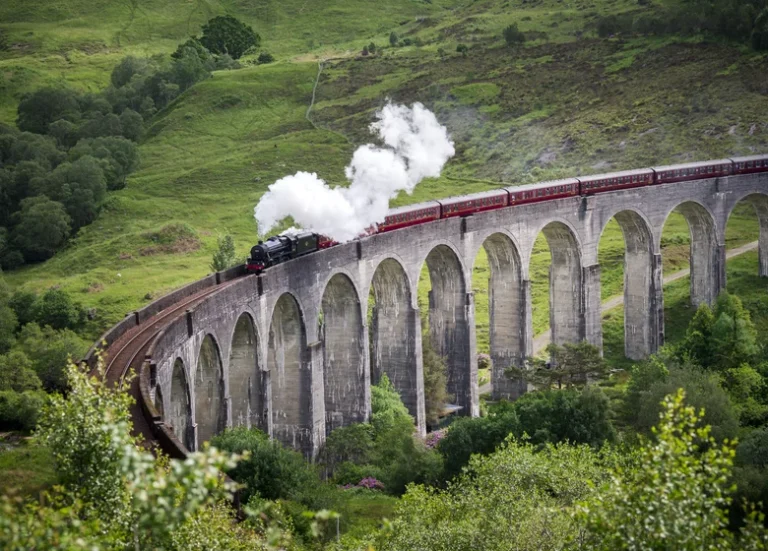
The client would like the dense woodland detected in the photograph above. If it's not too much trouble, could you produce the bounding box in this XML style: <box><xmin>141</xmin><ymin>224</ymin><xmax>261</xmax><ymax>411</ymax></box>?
<box><xmin>3</xmin><ymin>0</ymin><xmax>768</xmax><ymax>548</ymax></box>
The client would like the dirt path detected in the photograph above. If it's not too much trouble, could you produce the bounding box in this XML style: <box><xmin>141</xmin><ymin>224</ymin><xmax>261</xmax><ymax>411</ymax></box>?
<box><xmin>478</xmin><ymin>240</ymin><xmax>758</xmax><ymax>395</ymax></box>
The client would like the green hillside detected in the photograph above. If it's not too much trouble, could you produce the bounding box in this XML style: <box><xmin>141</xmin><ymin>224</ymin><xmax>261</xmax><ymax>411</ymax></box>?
<box><xmin>1</xmin><ymin>0</ymin><xmax>767</xmax><ymax>346</ymax></box>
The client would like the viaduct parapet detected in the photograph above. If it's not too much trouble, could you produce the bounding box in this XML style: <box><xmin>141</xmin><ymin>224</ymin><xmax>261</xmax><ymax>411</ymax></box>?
<box><xmin>108</xmin><ymin>172</ymin><xmax>768</xmax><ymax>457</ymax></box>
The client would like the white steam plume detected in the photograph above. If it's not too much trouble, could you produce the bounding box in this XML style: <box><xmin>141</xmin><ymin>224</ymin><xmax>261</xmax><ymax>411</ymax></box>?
<box><xmin>254</xmin><ymin>102</ymin><xmax>455</xmax><ymax>242</ymax></box>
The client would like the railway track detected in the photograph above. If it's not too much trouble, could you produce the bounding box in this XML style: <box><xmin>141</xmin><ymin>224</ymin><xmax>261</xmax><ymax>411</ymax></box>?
<box><xmin>99</xmin><ymin>281</ymin><xmax>238</xmax><ymax>448</ymax></box>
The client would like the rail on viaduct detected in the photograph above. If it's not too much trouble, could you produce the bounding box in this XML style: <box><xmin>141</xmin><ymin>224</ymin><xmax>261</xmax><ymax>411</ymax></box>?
<box><xmin>95</xmin><ymin>172</ymin><xmax>768</xmax><ymax>458</ymax></box>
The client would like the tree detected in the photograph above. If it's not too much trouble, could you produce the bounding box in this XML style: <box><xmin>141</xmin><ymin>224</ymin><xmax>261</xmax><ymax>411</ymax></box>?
<box><xmin>0</xmin><ymin>350</ymin><xmax>41</xmax><ymax>392</ymax></box>
<box><xmin>211</xmin><ymin>427</ymin><xmax>319</xmax><ymax>504</ymax></box>
<box><xmin>11</xmin><ymin>196</ymin><xmax>71</xmax><ymax>262</ymax></box>
<box><xmin>624</xmin><ymin>360</ymin><xmax>739</xmax><ymax>442</ymax></box>
<box><xmin>578</xmin><ymin>390</ymin><xmax>756</xmax><ymax>549</ymax></box>
<box><xmin>456</xmin><ymin>43</ymin><xmax>468</xmax><ymax>56</ymax></box>
<box><xmin>421</xmin><ymin>331</ymin><xmax>448</xmax><ymax>427</ymax></box>
<box><xmin>512</xmin><ymin>340</ymin><xmax>607</xmax><ymax>389</ymax></box>
<box><xmin>361</xmin><ymin>45</ymin><xmax>370</xmax><ymax>56</ymax></box>
<box><xmin>69</xmin><ymin>136</ymin><xmax>140</xmax><ymax>190</ymax></box>
<box><xmin>200</xmin><ymin>15</ymin><xmax>260</xmax><ymax>59</ymax></box>
<box><xmin>16</xmin><ymin>88</ymin><xmax>81</xmax><ymax>134</ymax></box>
<box><xmin>680</xmin><ymin>303</ymin><xmax>715</xmax><ymax>365</ymax></box>
<box><xmin>210</xmin><ymin>235</ymin><xmax>237</xmax><ymax>272</ymax></box>
<box><xmin>170</xmin><ymin>47</ymin><xmax>211</xmax><ymax>91</ymax></box>
<box><xmin>42</xmin><ymin>156</ymin><xmax>107</xmax><ymax>230</ymax></box>
<box><xmin>368</xmin><ymin>42</ymin><xmax>377</xmax><ymax>54</ymax></box>
<box><xmin>389</xmin><ymin>32</ymin><xmax>398</xmax><ymax>46</ymax></box>
<box><xmin>119</xmin><ymin>109</ymin><xmax>144</xmax><ymax>142</ymax></box>
<box><xmin>9</xmin><ymin>290</ymin><xmax>37</xmax><ymax>326</ymax></box>
<box><xmin>31</xmin><ymin>289</ymin><xmax>82</xmax><ymax>331</ymax></box>
<box><xmin>710</xmin><ymin>292</ymin><xmax>758</xmax><ymax>370</ymax></box>
<box><xmin>171</xmin><ymin>37</ymin><xmax>211</xmax><ymax>63</ymax></box>
<box><xmin>17</xmin><ymin>323</ymin><xmax>87</xmax><ymax>391</ymax></box>
<box><xmin>110</xmin><ymin>55</ymin><xmax>148</xmax><ymax>88</ymax></box>
<box><xmin>33</xmin><ymin>358</ymin><xmax>243</xmax><ymax>548</ymax></box>
<box><xmin>503</xmin><ymin>23</ymin><xmax>526</xmax><ymax>46</ymax></box>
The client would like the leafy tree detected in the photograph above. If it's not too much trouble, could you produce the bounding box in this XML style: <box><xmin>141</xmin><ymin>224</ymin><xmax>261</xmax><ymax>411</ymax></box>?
<box><xmin>69</xmin><ymin>136</ymin><xmax>140</xmax><ymax>191</ymax></box>
<box><xmin>368</xmin><ymin>42</ymin><xmax>377</xmax><ymax>53</ymax></box>
<box><xmin>171</xmin><ymin>37</ymin><xmax>211</xmax><ymax>62</ymax></box>
<box><xmin>0</xmin><ymin>350</ymin><xmax>41</xmax><ymax>392</ymax></box>
<box><xmin>210</xmin><ymin>234</ymin><xmax>237</xmax><ymax>272</ymax></box>
<box><xmin>257</xmin><ymin>52</ymin><xmax>274</xmax><ymax>64</ymax></box>
<box><xmin>42</xmin><ymin>156</ymin><xmax>107</xmax><ymax>230</ymax></box>
<box><xmin>680</xmin><ymin>302</ymin><xmax>715</xmax><ymax>364</ymax></box>
<box><xmin>8</xmin><ymin>290</ymin><xmax>37</xmax><ymax>326</ymax></box>
<box><xmin>170</xmin><ymin>47</ymin><xmax>211</xmax><ymax>91</ymax></box>
<box><xmin>389</xmin><ymin>32</ymin><xmax>398</xmax><ymax>46</ymax></box>
<box><xmin>16</xmin><ymin>88</ymin><xmax>81</xmax><ymax>134</ymax></box>
<box><xmin>13</xmin><ymin>196</ymin><xmax>72</xmax><ymax>262</ymax></box>
<box><xmin>110</xmin><ymin>55</ymin><xmax>148</xmax><ymax>88</ymax></box>
<box><xmin>7</xmin><ymin>132</ymin><xmax>64</xmax><ymax>169</ymax></box>
<box><xmin>211</xmin><ymin>426</ymin><xmax>319</xmax><ymax>504</ymax></box>
<box><xmin>17</xmin><ymin>322</ymin><xmax>87</xmax><ymax>391</ymax></box>
<box><xmin>724</xmin><ymin>364</ymin><xmax>768</xmax><ymax>426</ymax></box>
<box><xmin>503</xmin><ymin>23</ymin><xmax>526</xmax><ymax>46</ymax></box>
<box><xmin>710</xmin><ymin>292</ymin><xmax>758</xmax><ymax>370</ymax></box>
<box><xmin>371</xmin><ymin>373</ymin><xmax>413</xmax><ymax>436</ymax></box>
<box><xmin>118</xmin><ymin>108</ymin><xmax>144</xmax><ymax>142</ymax></box>
<box><xmin>375</xmin><ymin>439</ymin><xmax>609</xmax><ymax>550</ymax></box>
<box><xmin>578</xmin><ymin>389</ymin><xmax>764</xmax><ymax>549</ymax></box>
<box><xmin>47</xmin><ymin>119</ymin><xmax>80</xmax><ymax>148</ymax></box>
<box><xmin>31</xmin><ymin>289</ymin><xmax>82</xmax><ymax>331</ymax></box>
<box><xmin>0</xmin><ymin>390</ymin><xmax>47</xmax><ymax>431</ymax></box>
<box><xmin>512</xmin><ymin>340</ymin><xmax>607</xmax><ymax>389</ymax></box>
<box><xmin>200</xmin><ymin>15</ymin><xmax>260</xmax><ymax>59</ymax></box>
<box><xmin>623</xmin><ymin>359</ymin><xmax>739</xmax><ymax>442</ymax></box>
<box><xmin>422</xmin><ymin>330</ymin><xmax>448</xmax><ymax>427</ymax></box>
<box><xmin>34</xmin><ymin>358</ymin><xmax>243</xmax><ymax>547</ymax></box>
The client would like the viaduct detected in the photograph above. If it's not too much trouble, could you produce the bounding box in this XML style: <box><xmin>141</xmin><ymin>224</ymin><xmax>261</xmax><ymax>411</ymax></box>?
<box><xmin>91</xmin><ymin>171</ymin><xmax>768</xmax><ymax>458</ymax></box>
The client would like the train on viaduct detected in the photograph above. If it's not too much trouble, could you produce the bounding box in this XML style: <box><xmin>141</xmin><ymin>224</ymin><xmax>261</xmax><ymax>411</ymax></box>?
<box><xmin>87</xmin><ymin>158</ymin><xmax>768</xmax><ymax>459</ymax></box>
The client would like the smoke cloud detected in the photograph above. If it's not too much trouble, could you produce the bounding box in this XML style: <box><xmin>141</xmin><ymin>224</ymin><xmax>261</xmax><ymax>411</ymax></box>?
<box><xmin>254</xmin><ymin>102</ymin><xmax>455</xmax><ymax>242</ymax></box>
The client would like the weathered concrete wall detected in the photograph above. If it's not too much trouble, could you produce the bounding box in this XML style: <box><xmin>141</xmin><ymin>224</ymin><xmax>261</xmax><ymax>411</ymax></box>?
<box><xmin>143</xmin><ymin>172</ymin><xmax>768</xmax><ymax>456</ymax></box>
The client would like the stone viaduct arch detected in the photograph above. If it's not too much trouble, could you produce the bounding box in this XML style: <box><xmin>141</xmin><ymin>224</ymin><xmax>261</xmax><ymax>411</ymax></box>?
<box><xmin>229</xmin><ymin>313</ymin><xmax>262</xmax><ymax>430</ymax></box>
<box><xmin>141</xmin><ymin>169</ymin><xmax>768</xmax><ymax>458</ymax></box>
<box><xmin>598</xmin><ymin>210</ymin><xmax>657</xmax><ymax>360</ymax></box>
<box><xmin>268</xmin><ymin>292</ymin><xmax>312</xmax><ymax>454</ymax></box>
<box><xmin>321</xmin><ymin>273</ymin><xmax>367</xmax><ymax>434</ymax></box>
<box><xmin>195</xmin><ymin>335</ymin><xmax>226</xmax><ymax>447</ymax></box>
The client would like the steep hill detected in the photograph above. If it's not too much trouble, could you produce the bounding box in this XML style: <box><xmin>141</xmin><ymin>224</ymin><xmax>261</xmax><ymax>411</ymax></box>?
<box><xmin>1</xmin><ymin>0</ymin><xmax>767</xmax><ymax>343</ymax></box>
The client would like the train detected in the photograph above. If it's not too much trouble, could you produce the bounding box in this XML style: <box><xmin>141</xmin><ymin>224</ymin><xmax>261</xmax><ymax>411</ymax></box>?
<box><xmin>246</xmin><ymin>154</ymin><xmax>768</xmax><ymax>273</ymax></box>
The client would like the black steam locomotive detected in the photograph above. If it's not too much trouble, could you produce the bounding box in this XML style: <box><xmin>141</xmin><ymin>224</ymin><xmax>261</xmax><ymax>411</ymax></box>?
<box><xmin>247</xmin><ymin>231</ymin><xmax>333</xmax><ymax>273</ymax></box>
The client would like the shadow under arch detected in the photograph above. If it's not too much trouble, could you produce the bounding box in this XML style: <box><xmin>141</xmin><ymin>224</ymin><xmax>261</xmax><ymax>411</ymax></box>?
<box><xmin>474</xmin><ymin>232</ymin><xmax>527</xmax><ymax>400</ymax></box>
<box><xmin>195</xmin><ymin>335</ymin><xmax>226</xmax><ymax>448</ymax></box>
<box><xmin>369</xmin><ymin>257</ymin><xmax>423</xmax><ymax>431</ymax></box>
<box><xmin>421</xmin><ymin>243</ymin><xmax>473</xmax><ymax>416</ymax></box>
<box><xmin>229</xmin><ymin>312</ymin><xmax>263</xmax><ymax>430</ymax></box>
<box><xmin>169</xmin><ymin>358</ymin><xmax>193</xmax><ymax>451</ymax></box>
<box><xmin>662</xmin><ymin>200</ymin><xmax>720</xmax><ymax>307</ymax></box>
<box><xmin>599</xmin><ymin>210</ymin><xmax>658</xmax><ymax>360</ymax></box>
<box><xmin>321</xmin><ymin>272</ymin><xmax>366</xmax><ymax>434</ymax></box>
<box><xmin>725</xmin><ymin>192</ymin><xmax>768</xmax><ymax>277</ymax></box>
<box><xmin>268</xmin><ymin>292</ymin><xmax>311</xmax><ymax>454</ymax></box>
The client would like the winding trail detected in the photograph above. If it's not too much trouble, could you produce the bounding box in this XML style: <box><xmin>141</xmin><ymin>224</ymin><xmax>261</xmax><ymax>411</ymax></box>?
<box><xmin>479</xmin><ymin>240</ymin><xmax>758</xmax><ymax>395</ymax></box>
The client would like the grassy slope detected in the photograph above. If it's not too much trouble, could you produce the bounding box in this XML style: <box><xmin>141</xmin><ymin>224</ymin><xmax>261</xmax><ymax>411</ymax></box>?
<box><xmin>1</xmin><ymin>0</ymin><xmax>767</xmax><ymax>346</ymax></box>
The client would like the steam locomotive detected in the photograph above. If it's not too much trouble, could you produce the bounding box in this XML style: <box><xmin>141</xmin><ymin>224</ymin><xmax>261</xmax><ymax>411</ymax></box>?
<box><xmin>246</xmin><ymin>154</ymin><xmax>768</xmax><ymax>274</ymax></box>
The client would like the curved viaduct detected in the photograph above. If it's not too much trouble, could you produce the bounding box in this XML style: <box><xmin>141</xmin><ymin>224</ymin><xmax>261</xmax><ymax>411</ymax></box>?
<box><xmin>97</xmin><ymin>172</ymin><xmax>768</xmax><ymax>458</ymax></box>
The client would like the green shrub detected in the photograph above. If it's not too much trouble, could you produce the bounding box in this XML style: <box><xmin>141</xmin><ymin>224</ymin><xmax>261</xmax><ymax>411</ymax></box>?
<box><xmin>32</xmin><ymin>289</ymin><xmax>82</xmax><ymax>330</ymax></box>
<box><xmin>211</xmin><ymin>427</ymin><xmax>320</xmax><ymax>504</ymax></box>
<box><xmin>0</xmin><ymin>390</ymin><xmax>47</xmax><ymax>431</ymax></box>
<box><xmin>503</xmin><ymin>23</ymin><xmax>526</xmax><ymax>46</ymax></box>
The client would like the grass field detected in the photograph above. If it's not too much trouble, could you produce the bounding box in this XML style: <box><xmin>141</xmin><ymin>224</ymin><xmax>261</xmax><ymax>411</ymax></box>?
<box><xmin>2</xmin><ymin>0</ymin><xmax>768</xmax><ymax>348</ymax></box>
